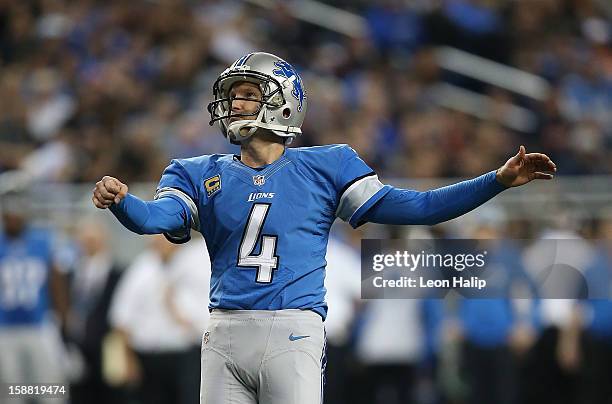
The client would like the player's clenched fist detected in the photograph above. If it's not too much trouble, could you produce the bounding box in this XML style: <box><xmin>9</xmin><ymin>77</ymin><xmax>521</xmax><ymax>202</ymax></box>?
<box><xmin>92</xmin><ymin>176</ymin><xmax>128</xmax><ymax>209</ymax></box>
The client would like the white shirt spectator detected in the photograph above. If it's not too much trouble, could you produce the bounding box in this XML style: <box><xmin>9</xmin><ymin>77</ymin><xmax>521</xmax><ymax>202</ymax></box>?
<box><xmin>523</xmin><ymin>230</ymin><xmax>594</xmax><ymax>328</ymax></box>
<box><xmin>324</xmin><ymin>237</ymin><xmax>361</xmax><ymax>345</ymax></box>
<box><xmin>109</xmin><ymin>239</ymin><xmax>210</xmax><ymax>352</ymax></box>
<box><xmin>356</xmin><ymin>299</ymin><xmax>425</xmax><ymax>365</ymax></box>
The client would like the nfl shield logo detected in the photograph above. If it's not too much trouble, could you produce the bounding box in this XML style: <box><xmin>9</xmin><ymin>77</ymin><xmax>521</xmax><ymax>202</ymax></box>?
<box><xmin>253</xmin><ymin>175</ymin><xmax>265</xmax><ymax>186</ymax></box>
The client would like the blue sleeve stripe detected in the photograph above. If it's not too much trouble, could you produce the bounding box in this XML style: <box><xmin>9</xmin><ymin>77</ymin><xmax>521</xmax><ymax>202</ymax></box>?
<box><xmin>155</xmin><ymin>187</ymin><xmax>200</xmax><ymax>230</ymax></box>
<box><xmin>151</xmin><ymin>192</ymin><xmax>196</xmax><ymax>244</ymax></box>
<box><xmin>348</xmin><ymin>185</ymin><xmax>393</xmax><ymax>228</ymax></box>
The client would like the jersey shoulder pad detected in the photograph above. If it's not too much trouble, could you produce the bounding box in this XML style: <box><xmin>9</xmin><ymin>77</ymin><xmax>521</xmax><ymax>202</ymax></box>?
<box><xmin>170</xmin><ymin>153</ymin><xmax>233</xmax><ymax>180</ymax></box>
<box><xmin>289</xmin><ymin>144</ymin><xmax>355</xmax><ymax>183</ymax></box>
<box><xmin>163</xmin><ymin>154</ymin><xmax>234</xmax><ymax>197</ymax></box>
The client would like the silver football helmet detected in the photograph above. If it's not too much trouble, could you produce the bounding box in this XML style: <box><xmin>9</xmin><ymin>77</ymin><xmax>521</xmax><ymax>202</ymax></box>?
<box><xmin>207</xmin><ymin>52</ymin><xmax>307</xmax><ymax>145</ymax></box>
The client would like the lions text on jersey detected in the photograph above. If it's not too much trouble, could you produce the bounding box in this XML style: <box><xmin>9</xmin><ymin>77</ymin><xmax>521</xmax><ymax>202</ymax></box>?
<box><xmin>154</xmin><ymin>144</ymin><xmax>390</xmax><ymax>318</ymax></box>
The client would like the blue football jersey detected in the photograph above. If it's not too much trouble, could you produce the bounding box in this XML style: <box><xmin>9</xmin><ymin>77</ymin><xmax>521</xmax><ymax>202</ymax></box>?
<box><xmin>0</xmin><ymin>228</ymin><xmax>54</xmax><ymax>326</ymax></box>
<box><xmin>155</xmin><ymin>144</ymin><xmax>390</xmax><ymax>318</ymax></box>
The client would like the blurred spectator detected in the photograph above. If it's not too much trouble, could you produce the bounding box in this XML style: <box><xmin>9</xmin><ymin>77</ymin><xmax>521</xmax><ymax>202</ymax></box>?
<box><xmin>0</xmin><ymin>192</ymin><xmax>70</xmax><ymax>404</ymax></box>
<box><xmin>353</xmin><ymin>297</ymin><xmax>441</xmax><ymax>404</ymax></box>
<box><xmin>24</xmin><ymin>68</ymin><xmax>75</xmax><ymax>142</ymax></box>
<box><xmin>520</xmin><ymin>225</ymin><xmax>595</xmax><ymax>404</ymax></box>
<box><xmin>567</xmin><ymin>214</ymin><xmax>612</xmax><ymax>404</ymax></box>
<box><xmin>428</xmin><ymin>0</ymin><xmax>509</xmax><ymax>63</ymax></box>
<box><xmin>322</xmin><ymin>235</ymin><xmax>361</xmax><ymax>404</ymax></box>
<box><xmin>108</xmin><ymin>235</ymin><xmax>210</xmax><ymax>404</ymax></box>
<box><xmin>67</xmin><ymin>218</ymin><xmax>124</xmax><ymax>404</ymax></box>
<box><xmin>454</xmin><ymin>227</ymin><xmax>536</xmax><ymax>404</ymax></box>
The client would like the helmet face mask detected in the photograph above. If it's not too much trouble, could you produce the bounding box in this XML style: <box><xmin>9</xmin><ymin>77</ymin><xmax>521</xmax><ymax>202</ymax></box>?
<box><xmin>207</xmin><ymin>53</ymin><xmax>307</xmax><ymax>145</ymax></box>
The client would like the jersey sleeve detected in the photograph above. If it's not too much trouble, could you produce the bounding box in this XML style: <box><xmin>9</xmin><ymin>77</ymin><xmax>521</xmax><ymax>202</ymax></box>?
<box><xmin>154</xmin><ymin>159</ymin><xmax>200</xmax><ymax>244</ymax></box>
<box><xmin>334</xmin><ymin>146</ymin><xmax>391</xmax><ymax>228</ymax></box>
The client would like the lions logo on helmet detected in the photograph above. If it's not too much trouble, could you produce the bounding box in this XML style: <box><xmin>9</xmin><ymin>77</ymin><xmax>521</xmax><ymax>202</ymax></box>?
<box><xmin>207</xmin><ymin>52</ymin><xmax>307</xmax><ymax>145</ymax></box>
<box><xmin>272</xmin><ymin>60</ymin><xmax>306</xmax><ymax>112</ymax></box>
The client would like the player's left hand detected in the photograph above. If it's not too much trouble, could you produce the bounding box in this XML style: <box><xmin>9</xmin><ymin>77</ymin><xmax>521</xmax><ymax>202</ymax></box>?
<box><xmin>496</xmin><ymin>145</ymin><xmax>557</xmax><ymax>187</ymax></box>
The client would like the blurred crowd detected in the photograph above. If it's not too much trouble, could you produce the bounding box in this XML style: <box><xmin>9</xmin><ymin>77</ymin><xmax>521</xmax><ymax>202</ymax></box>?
<box><xmin>1</xmin><ymin>0</ymin><xmax>612</xmax><ymax>404</ymax></box>
<box><xmin>0</xmin><ymin>0</ymin><xmax>611</xmax><ymax>185</ymax></box>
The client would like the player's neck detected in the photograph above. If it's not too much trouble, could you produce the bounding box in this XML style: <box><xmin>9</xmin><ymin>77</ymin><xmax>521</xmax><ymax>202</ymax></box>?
<box><xmin>240</xmin><ymin>134</ymin><xmax>285</xmax><ymax>168</ymax></box>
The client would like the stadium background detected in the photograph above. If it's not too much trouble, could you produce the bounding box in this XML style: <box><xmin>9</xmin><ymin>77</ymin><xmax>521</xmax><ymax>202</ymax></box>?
<box><xmin>0</xmin><ymin>0</ymin><xmax>611</xmax><ymax>403</ymax></box>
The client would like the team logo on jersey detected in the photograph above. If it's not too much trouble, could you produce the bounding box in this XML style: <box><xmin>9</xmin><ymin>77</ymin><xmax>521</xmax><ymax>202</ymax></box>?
<box><xmin>253</xmin><ymin>175</ymin><xmax>265</xmax><ymax>186</ymax></box>
<box><xmin>248</xmin><ymin>192</ymin><xmax>275</xmax><ymax>202</ymax></box>
<box><xmin>272</xmin><ymin>60</ymin><xmax>306</xmax><ymax>112</ymax></box>
<box><xmin>204</xmin><ymin>175</ymin><xmax>221</xmax><ymax>197</ymax></box>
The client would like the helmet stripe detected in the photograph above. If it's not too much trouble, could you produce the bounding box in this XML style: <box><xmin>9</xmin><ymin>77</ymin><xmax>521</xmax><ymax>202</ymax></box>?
<box><xmin>242</xmin><ymin>52</ymin><xmax>255</xmax><ymax>65</ymax></box>
<box><xmin>234</xmin><ymin>52</ymin><xmax>255</xmax><ymax>67</ymax></box>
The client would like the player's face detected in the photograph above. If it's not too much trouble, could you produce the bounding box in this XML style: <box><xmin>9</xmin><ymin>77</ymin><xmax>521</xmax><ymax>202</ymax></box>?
<box><xmin>77</xmin><ymin>225</ymin><xmax>107</xmax><ymax>256</ymax></box>
<box><xmin>151</xmin><ymin>234</ymin><xmax>179</xmax><ymax>261</ymax></box>
<box><xmin>2</xmin><ymin>212</ymin><xmax>25</xmax><ymax>238</ymax></box>
<box><xmin>229</xmin><ymin>82</ymin><xmax>262</xmax><ymax>121</ymax></box>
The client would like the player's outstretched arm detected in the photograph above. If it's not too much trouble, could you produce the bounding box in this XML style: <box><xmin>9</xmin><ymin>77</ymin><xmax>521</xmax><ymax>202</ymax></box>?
<box><xmin>92</xmin><ymin>176</ymin><xmax>188</xmax><ymax>235</ymax></box>
<box><xmin>360</xmin><ymin>146</ymin><xmax>556</xmax><ymax>226</ymax></box>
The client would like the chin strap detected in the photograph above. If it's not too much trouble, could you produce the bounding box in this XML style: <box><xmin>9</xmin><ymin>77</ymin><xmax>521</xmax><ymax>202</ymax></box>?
<box><xmin>227</xmin><ymin>120</ymin><xmax>258</xmax><ymax>141</ymax></box>
<box><xmin>226</xmin><ymin>108</ymin><xmax>301</xmax><ymax>143</ymax></box>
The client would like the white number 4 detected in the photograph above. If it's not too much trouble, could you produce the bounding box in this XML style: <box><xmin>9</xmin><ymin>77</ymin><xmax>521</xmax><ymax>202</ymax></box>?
<box><xmin>237</xmin><ymin>203</ymin><xmax>279</xmax><ymax>283</ymax></box>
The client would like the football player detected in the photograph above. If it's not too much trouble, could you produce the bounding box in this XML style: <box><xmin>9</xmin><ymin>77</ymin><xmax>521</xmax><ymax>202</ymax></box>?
<box><xmin>92</xmin><ymin>52</ymin><xmax>557</xmax><ymax>404</ymax></box>
<box><xmin>0</xmin><ymin>193</ymin><xmax>70</xmax><ymax>404</ymax></box>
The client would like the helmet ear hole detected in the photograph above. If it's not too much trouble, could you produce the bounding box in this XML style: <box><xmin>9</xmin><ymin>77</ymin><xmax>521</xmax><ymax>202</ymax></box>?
<box><xmin>282</xmin><ymin>108</ymin><xmax>291</xmax><ymax>118</ymax></box>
